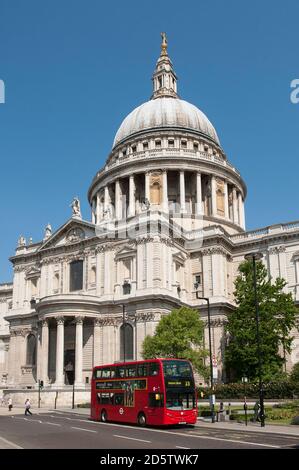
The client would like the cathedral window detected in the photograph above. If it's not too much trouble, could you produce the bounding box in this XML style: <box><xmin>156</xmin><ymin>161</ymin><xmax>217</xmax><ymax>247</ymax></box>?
<box><xmin>120</xmin><ymin>323</ymin><xmax>134</xmax><ymax>361</ymax></box>
<box><xmin>168</xmin><ymin>139</ymin><xmax>174</xmax><ymax>148</ymax></box>
<box><xmin>131</xmin><ymin>145</ymin><xmax>136</xmax><ymax>153</ymax></box>
<box><xmin>193</xmin><ymin>142</ymin><xmax>199</xmax><ymax>151</ymax></box>
<box><xmin>194</xmin><ymin>274</ymin><xmax>201</xmax><ymax>287</ymax></box>
<box><xmin>70</xmin><ymin>260</ymin><xmax>83</xmax><ymax>292</ymax></box>
<box><xmin>123</xmin><ymin>280</ymin><xmax>131</xmax><ymax>295</ymax></box>
<box><xmin>143</xmin><ymin>142</ymin><xmax>148</xmax><ymax>150</ymax></box>
<box><xmin>26</xmin><ymin>334</ymin><xmax>36</xmax><ymax>366</ymax></box>
<box><xmin>30</xmin><ymin>278</ymin><xmax>38</xmax><ymax>298</ymax></box>
<box><xmin>181</xmin><ymin>140</ymin><xmax>187</xmax><ymax>149</ymax></box>
<box><xmin>90</xmin><ymin>266</ymin><xmax>96</xmax><ymax>285</ymax></box>
<box><xmin>54</xmin><ymin>273</ymin><xmax>60</xmax><ymax>293</ymax></box>
<box><xmin>155</xmin><ymin>140</ymin><xmax>161</xmax><ymax>148</ymax></box>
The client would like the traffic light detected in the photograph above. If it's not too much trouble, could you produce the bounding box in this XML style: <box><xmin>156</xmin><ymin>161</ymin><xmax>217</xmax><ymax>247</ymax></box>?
<box><xmin>39</xmin><ymin>380</ymin><xmax>44</xmax><ymax>389</ymax></box>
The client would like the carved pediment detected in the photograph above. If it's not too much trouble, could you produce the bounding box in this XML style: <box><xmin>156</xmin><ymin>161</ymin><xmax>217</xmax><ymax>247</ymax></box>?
<box><xmin>115</xmin><ymin>244</ymin><xmax>137</xmax><ymax>260</ymax></box>
<box><xmin>25</xmin><ymin>265</ymin><xmax>41</xmax><ymax>279</ymax></box>
<box><xmin>173</xmin><ymin>251</ymin><xmax>187</xmax><ymax>265</ymax></box>
<box><xmin>37</xmin><ymin>219</ymin><xmax>96</xmax><ymax>252</ymax></box>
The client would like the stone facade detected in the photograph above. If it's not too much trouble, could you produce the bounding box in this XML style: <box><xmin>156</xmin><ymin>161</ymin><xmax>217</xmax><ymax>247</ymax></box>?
<box><xmin>0</xmin><ymin>37</ymin><xmax>298</xmax><ymax>401</ymax></box>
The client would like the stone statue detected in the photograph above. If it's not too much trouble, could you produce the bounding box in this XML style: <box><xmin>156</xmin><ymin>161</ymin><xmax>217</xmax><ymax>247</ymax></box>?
<box><xmin>71</xmin><ymin>197</ymin><xmax>82</xmax><ymax>219</ymax></box>
<box><xmin>141</xmin><ymin>198</ymin><xmax>150</xmax><ymax>211</ymax></box>
<box><xmin>161</xmin><ymin>32</ymin><xmax>167</xmax><ymax>52</ymax></box>
<box><xmin>44</xmin><ymin>223</ymin><xmax>52</xmax><ymax>241</ymax></box>
<box><xmin>18</xmin><ymin>235</ymin><xmax>26</xmax><ymax>247</ymax></box>
<box><xmin>29</xmin><ymin>237</ymin><xmax>33</xmax><ymax>245</ymax></box>
<box><xmin>103</xmin><ymin>207</ymin><xmax>111</xmax><ymax>220</ymax></box>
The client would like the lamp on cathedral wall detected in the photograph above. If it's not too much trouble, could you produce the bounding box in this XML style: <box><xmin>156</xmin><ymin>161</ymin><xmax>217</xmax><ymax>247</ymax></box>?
<box><xmin>244</xmin><ymin>251</ymin><xmax>265</xmax><ymax>427</ymax></box>
<box><xmin>194</xmin><ymin>284</ymin><xmax>215</xmax><ymax>424</ymax></box>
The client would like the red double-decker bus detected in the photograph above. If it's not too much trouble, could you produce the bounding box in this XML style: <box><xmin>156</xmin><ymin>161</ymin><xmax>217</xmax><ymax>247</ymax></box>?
<box><xmin>90</xmin><ymin>358</ymin><xmax>197</xmax><ymax>426</ymax></box>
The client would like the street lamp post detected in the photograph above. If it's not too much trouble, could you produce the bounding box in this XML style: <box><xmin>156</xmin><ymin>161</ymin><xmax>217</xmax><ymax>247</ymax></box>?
<box><xmin>244</xmin><ymin>252</ymin><xmax>265</xmax><ymax>427</ymax></box>
<box><xmin>242</xmin><ymin>376</ymin><xmax>248</xmax><ymax>426</ymax></box>
<box><xmin>194</xmin><ymin>287</ymin><xmax>215</xmax><ymax>423</ymax></box>
<box><xmin>72</xmin><ymin>381</ymin><xmax>75</xmax><ymax>409</ymax></box>
<box><xmin>123</xmin><ymin>304</ymin><xmax>126</xmax><ymax>363</ymax></box>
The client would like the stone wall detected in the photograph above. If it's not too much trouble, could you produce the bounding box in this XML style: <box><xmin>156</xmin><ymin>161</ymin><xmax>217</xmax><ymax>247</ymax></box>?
<box><xmin>2</xmin><ymin>388</ymin><xmax>91</xmax><ymax>407</ymax></box>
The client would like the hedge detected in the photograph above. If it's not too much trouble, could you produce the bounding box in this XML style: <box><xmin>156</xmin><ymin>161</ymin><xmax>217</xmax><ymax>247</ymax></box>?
<box><xmin>197</xmin><ymin>381</ymin><xmax>299</xmax><ymax>399</ymax></box>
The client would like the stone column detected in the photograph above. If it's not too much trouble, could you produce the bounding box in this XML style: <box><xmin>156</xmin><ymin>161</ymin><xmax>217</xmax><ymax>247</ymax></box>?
<box><xmin>239</xmin><ymin>194</ymin><xmax>246</xmax><ymax>229</ymax></box>
<box><xmin>93</xmin><ymin>318</ymin><xmax>102</xmax><ymax>366</ymax></box>
<box><xmin>96</xmin><ymin>193</ymin><xmax>100</xmax><ymax>224</ymax></box>
<box><xmin>75</xmin><ymin>317</ymin><xmax>84</xmax><ymax>387</ymax></box>
<box><xmin>238</xmin><ymin>192</ymin><xmax>243</xmax><ymax>227</ymax></box>
<box><xmin>115</xmin><ymin>179</ymin><xmax>122</xmax><ymax>220</ymax></box>
<box><xmin>41</xmin><ymin>319</ymin><xmax>49</xmax><ymax>385</ymax></box>
<box><xmin>104</xmin><ymin>186</ymin><xmax>109</xmax><ymax>213</ymax></box>
<box><xmin>55</xmin><ymin>316</ymin><xmax>65</xmax><ymax>387</ymax></box>
<box><xmin>162</xmin><ymin>170</ymin><xmax>168</xmax><ymax>212</ymax></box>
<box><xmin>224</xmin><ymin>181</ymin><xmax>229</xmax><ymax>219</ymax></box>
<box><xmin>211</xmin><ymin>176</ymin><xmax>217</xmax><ymax>216</ymax></box>
<box><xmin>180</xmin><ymin>171</ymin><xmax>186</xmax><ymax>213</ymax></box>
<box><xmin>145</xmin><ymin>172</ymin><xmax>150</xmax><ymax>202</ymax></box>
<box><xmin>196</xmin><ymin>172</ymin><xmax>203</xmax><ymax>215</ymax></box>
<box><xmin>128</xmin><ymin>175</ymin><xmax>135</xmax><ymax>217</ymax></box>
<box><xmin>232</xmin><ymin>187</ymin><xmax>238</xmax><ymax>224</ymax></box>
<box><xmin>295</xmin><ymin>258</ymin><xmax>299</xmax><ymax>302</ymax></box>
<box><xmin>91</xmin><ymin>199</ymin><xmax>96</xmax><ymax>224</ymax></box>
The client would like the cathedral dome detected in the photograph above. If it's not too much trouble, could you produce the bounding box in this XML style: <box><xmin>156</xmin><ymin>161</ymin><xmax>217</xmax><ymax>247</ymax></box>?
<box><xmin>113</xmin><ymin>97</ymin><xmax>220</xmax><ymax>148</ymax></box>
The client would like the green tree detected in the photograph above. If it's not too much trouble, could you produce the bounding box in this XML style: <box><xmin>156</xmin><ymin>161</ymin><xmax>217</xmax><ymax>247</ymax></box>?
<box><xmin>141</xmin><ymin>307</ymin><xmax>209</xmax><ymax>379</ymax></box>
<box><xmin>225</xmin><ymin>260</ymin><xmax>298</xmax><ymax>382</ymax></box>
<box><xmin>290</xmin><ymin>362</ymin><xmax>299</xmax><ymax>384</ymax></box>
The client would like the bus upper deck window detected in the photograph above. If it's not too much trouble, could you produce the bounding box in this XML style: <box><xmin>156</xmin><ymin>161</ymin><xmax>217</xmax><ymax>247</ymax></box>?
<box><xmin>149</xmin><ymin>363</ymin><xmax>159</xmax><ymax>376</ymax></box>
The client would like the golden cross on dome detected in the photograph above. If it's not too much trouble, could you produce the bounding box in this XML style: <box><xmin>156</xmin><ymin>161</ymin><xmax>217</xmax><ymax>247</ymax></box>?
<box><xmin>161</xmin><ymin>32</ymin><xmax>168</xmax><ymax>55</ymax></box>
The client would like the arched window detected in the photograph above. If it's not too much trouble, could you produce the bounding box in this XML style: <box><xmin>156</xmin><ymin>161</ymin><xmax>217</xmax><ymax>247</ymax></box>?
<box><xmin>26</xmin><ymin>334</ymin><xmax>36</xmax><ymax>366</ymax></box>
<box><xmin>120</xmin><ymin>323</ymin><xmax>134</xmax><ymax>361</ymax></box>
<box><xmin>90</xmin><ymin>266</ymin><xmax>96</xmax><ymax>285</ymax></box>
<box><xmin>54</xmin><ymin>273</ymin><xmax>60</xmax><ymax>292</ymax></box>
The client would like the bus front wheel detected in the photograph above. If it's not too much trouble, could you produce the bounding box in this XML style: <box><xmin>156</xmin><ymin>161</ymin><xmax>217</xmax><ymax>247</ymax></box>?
<box><xmin>101</xmin><ymin>409</ymin><xmax>108</xmax><ymax>423</ymax></box>
<box><xmin>137</xmin><ymin>412</ymin><xmax>146</xmax><ymax>427</ymax></box>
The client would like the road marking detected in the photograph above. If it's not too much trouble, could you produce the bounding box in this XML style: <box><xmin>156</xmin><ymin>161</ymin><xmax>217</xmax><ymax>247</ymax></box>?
<box><xmin>0</xmin><ymin>435</ymin><xmax>23</xmax><ymax>449</ymax></box>
<box><xmin>176</xmin><ymin>446</ymin><xmax>190</xmax><ymax>449</ymax></box>
<box><xmin>188</xmin><ymin>433</ymin><xmax>280</xmax><ymax>448</ymax></box>
<box><xmin>71</xmin><ymin>427</ymin><xmax>97</xmax><ymax>433</ymax></box>
<box><xmin>113</xmin><ymin>435</ymin><xmax>151</xmax><ymax>443</ymax></box>
<box><xmin>45</xmin><ymin>422</ymin><xmax>61</xmax><ymax>427</ymax></box>
<box><xmin>22</xmin><ymin>419</ymin><xmax>43</xmax><ymax>423</ymax></box>
<box><xmin>85</xmin><ymin>420</ymin><xmax>284</xmax><ymax>448</ymax></box>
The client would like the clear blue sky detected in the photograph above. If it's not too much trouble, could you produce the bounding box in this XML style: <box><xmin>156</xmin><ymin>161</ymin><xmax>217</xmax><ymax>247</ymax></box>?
<box><xmin>0</xmin><ymin>0</ymin><xmax>298</xmax><ymax>282</ymax></box>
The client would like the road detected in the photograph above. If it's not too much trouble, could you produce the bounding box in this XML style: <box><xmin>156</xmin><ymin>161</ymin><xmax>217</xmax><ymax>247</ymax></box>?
<box><xmin>0</xmin><ymin>411</ymin><xmax>298</xmax><ymax>449</ymax></box>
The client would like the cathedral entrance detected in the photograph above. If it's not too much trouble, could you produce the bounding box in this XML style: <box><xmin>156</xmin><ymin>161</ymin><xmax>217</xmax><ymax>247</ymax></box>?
<box><xmin>64</xmin><ymin>349</ymin><xmax>75</xmax><ymax>385</ymax></box>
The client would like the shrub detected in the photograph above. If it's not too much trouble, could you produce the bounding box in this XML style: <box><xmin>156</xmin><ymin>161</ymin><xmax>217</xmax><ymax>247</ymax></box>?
<box><xmin>291</xmin><ymin>415</ymin><xmax>299</xmax><ymax>425</ymax></box>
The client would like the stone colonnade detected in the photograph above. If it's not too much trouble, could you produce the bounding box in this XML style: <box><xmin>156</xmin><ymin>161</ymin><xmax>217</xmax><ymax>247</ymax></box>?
<box><xmin>91</xmin><ymin>170</ymin><xmax>245</xmax><ymax>228</ymax></box>
<box><xmin>38</xmin><ymin>313</ymin><xmax>156</xmax><ymax>387</ymax></box>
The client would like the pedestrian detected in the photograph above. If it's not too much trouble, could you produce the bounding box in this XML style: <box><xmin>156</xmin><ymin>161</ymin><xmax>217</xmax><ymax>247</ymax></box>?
<box><xmin>24</xmin><ymin>398</ymin><xmax>33</xmax><ymax>416</ymax></box>
<box><xmin>253</xmin><ymin>400</ymin><xmax>260</xmax><ymax>422</ymax></box>
<box><xmin>0</xmin><ymin>393</ymin><xmax>4</xmax><ymax>406</ymax></box>
<box><xmin>8</xmin><ymin>397</ymin><xmax>13</xmax><ymax>412</ymax></box>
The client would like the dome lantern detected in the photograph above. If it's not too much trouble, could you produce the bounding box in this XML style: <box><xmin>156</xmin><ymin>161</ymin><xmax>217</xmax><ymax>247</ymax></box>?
<box><xmin>151</xmin><ymin>33</ymin><xmax>179</xmax><ymax>100</ymax></box>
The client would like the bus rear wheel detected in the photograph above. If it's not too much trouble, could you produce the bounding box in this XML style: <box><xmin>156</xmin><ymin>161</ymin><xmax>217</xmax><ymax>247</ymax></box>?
<box><xmin>101</xmin><ymin>409</ymin><xmax>108</xmax><ymax>423</ymax></box>
<box><xmin>137</xmin><ymin>412</ymin><xmax>146</xmax><ymax>427</ymax></box>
